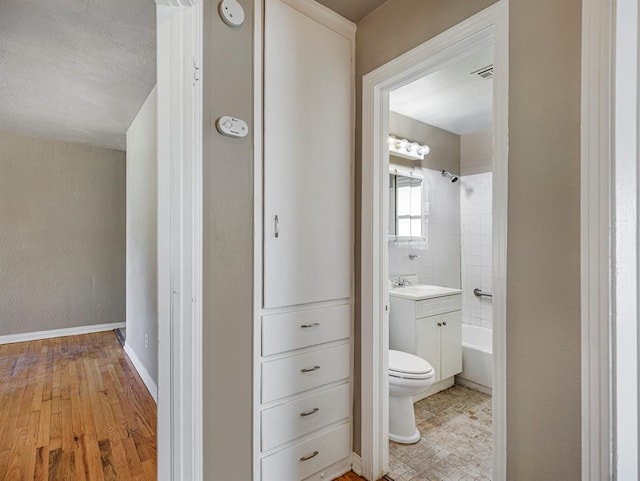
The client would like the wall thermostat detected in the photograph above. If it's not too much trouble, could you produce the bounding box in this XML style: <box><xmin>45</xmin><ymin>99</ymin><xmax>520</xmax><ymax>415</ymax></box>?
<box><xmin>216</xmin><ymin>116</ymin><xmax>249</xmax><ymax>138</ymax></box>
<box><xmin>219</xmin><ymin>0</ymin><xmax>245</xmax><ymax>27</ymax></box>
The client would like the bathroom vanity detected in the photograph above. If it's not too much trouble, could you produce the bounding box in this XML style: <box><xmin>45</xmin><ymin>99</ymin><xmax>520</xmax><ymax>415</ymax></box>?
<box><xmin>389</xmin><ymin>284</ymin><xmax>463</xmax><ymax>398</ymax></box>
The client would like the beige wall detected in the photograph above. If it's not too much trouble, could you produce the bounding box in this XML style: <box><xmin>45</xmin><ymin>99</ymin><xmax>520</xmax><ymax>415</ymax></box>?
<box><xmin>0</xmin><ymin>131</ymin><xmax>126</xmax><ymax>336</ymax></box>
<box><xmin>506</xmin><ymin>0</ymin><xmax>581</xmax><ymax>478</ymax></box>
<box><xmin>460</xmin><ymin>129</ymin><xmax>493</xmax><ymax>175</ymax></box>
<box><xmin>356</xmin><ymin>0</ymin><xmax>582</xmax><ymax>478</ymax></box>
<box><xmin>389</xmin><ymin>111</ymin><xmax>460</xmax><ymax>174</ymax></box>
<box><xmin>202</xmin><ymin>0</ymin><xmax>254</xmax><ymax>479</ymax></box>
<box><xmin>126</xmin><ymin>87</ymin><xmax>158</xmax><ymax>383</ymax></box>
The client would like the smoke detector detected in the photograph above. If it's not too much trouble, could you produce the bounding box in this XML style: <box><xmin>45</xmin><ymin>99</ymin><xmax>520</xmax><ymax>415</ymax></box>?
<box><xmin>470</xmin><ymin>64</ymin><xmax>494</xmax><ymax>80</ymax></box>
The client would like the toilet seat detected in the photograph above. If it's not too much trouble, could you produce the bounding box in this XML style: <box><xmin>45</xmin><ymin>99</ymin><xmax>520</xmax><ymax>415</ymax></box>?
<box><xmin>389</xmin><ymin>350</ymin><xmax>434</xmax><ymax>380</ymax></box>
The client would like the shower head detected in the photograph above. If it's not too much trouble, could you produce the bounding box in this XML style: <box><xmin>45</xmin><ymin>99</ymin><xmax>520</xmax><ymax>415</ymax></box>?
<box><xmin>441</xmin><ymin>170</ymin><xmax>459</xmax><ymax>183</ymax></box>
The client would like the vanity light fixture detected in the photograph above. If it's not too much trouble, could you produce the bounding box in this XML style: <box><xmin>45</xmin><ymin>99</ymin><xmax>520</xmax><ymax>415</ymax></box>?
<box><xmin>388</xmin><ymin>135</ymin><xmax>430</xmax><ymax>161</ymax></box>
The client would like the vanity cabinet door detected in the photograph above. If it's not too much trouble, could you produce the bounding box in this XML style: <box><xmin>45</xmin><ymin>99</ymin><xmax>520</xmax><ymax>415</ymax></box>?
<box><xmin>263</xmin><ymin>0</ymin><xmax>352</xmax><ymax>309</ymax></box>
<box><xmin>440</xmin><ymin>311</ymin><xmax>463</xmax><ymax>380</ymax></box>
<box><xmin>416</xmin><ymin>316</ymin><xmax>442</xmax><ymax>383</ymax></box>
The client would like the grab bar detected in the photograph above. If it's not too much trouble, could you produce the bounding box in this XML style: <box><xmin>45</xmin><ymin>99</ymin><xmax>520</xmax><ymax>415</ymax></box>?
<box><xmin>473</xmin><ymin>288</ymin><xmax>493</xmax><ymax>298</ymax></box>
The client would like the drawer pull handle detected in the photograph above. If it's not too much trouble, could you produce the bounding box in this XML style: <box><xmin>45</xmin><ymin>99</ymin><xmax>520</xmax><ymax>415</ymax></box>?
<box><xmin>300</xmin><ymin>407</ymin><xmax>320</xmax><ymax>417</ymax></box>
<box><xmin>300</xmin><ymin>451</ymin><xmax>319</xmax><ymax>462</ymax></box>
<box><xmin>301</xmin><ymin>365</ymin><xmax>320</xmax><ymax>373</ymax></box>
<box><xmin>301</xmin><ymin>322</ymin><xmax>320</xmax><ymax>329</ymax></box>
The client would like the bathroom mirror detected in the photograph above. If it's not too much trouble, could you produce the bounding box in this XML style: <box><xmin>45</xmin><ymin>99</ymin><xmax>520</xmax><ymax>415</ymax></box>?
<box><xmin>389</xmin><ymin>170</ymin><xmax>423</xmax><ymax>240</ymax></box>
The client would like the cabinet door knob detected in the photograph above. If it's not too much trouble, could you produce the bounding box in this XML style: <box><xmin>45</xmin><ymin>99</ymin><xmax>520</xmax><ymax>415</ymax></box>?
<box><xmin>300</xmin><ymin>451</ymin><xmax>319</xmax><ymax>462</ymax></box>
<box><xmin>300</xmin><ymin>322</ymin><xmax>320</xmax><ymax>329</ymax></box>
<box><xmin>301</xmin><ymin>365</ymin><xmax>320</xmax><ymax>373</ymax></box>
<box><xmin>437</xmin><ymin>322</ymin><xmax>442</xmax><ymax>327</ymax></box>
<box><xmin>443</xmin><ymin>321</ymin><xmax>447</xmax><ymax>326</ymax></box>
<box><xmin>300</xmin><ymin>407</ymin><xmax>320</xmax><ymax>417</ymax></box>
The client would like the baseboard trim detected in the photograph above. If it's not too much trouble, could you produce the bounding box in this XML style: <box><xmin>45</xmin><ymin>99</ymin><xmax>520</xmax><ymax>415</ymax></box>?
<box><xmin>0</xmin><ymin>322</ymin><xmax>126</xmax><ymax>345</ymax></box>
<box><xmin>124</xmin><ymin>341</ymin><xmax>158</xmax><ymax>403</ymax></box>
<box><xmin>352</xmin><ymin>452</ymin><xmax>363</xmax><ymax>476</ymax></box>
<box><xmin>455</xmin><ymin>376</ymin><xmax>493</xmax><ymax>396</ymax></box>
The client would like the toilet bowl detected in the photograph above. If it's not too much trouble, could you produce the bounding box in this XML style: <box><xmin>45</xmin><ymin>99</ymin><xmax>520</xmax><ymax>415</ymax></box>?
<box><xmin>388</xmin><ymin>349</ymin><xmax>435</xmax><ymax>444</ymax></box>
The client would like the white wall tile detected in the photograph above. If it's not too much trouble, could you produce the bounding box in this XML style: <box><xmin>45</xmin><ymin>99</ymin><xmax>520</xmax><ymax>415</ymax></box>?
<box><xmin>460</xmin><ymin>172</ymin><xmax>493</xmax><ymax>328</ymax></box>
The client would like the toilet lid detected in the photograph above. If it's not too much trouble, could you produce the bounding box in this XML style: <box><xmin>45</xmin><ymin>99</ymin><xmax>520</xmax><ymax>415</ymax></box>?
<box><xmin>389</xmin><ymin>350</ymin><xmax>434</xmax><ymax>377</ymax></box>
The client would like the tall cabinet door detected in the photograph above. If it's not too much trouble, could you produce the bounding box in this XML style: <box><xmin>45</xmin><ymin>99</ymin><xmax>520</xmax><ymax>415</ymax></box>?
<box><xmin>263</xmin><ymin>0</ymin><xmax>352</xmax><ymax>309</ymax></box>
<box><xmin>416</xmin><ymin>316</ymin><xmax>442</xmax><ymax>382</ymax></box>
<box><xmin>440</xmin><ymin>311</ymin><xmax>463</xmax><ymax>380</ymax></box>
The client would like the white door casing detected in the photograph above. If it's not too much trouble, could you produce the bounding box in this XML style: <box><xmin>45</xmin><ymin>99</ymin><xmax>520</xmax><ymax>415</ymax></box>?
<box><xmin>155</xmin><ymin>1</ymin><xmax>203</xmax><ymax>480</ymax></box>
<box><xmin>360</xmin><ymin>3</ymin><xmax>509</xmax><ymax>479</ymax></box>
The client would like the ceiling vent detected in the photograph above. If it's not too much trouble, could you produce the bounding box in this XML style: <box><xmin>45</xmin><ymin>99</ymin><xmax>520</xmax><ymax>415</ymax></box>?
<box><xmin>470</xmin><ymin>64</ymin><xmax>494</xmax><ymax>80</ymax></box>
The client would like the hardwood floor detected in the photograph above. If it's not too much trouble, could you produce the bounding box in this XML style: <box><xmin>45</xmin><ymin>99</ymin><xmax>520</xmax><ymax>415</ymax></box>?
<box><xmin>335</xmin><ymin>473</ymin><xmax>366</xmax><ymax>481</ymax></box>
<box><xmin>0</xmin><ymin>331</ymin><xmax>156</xmax><ymax>481</ymax></box>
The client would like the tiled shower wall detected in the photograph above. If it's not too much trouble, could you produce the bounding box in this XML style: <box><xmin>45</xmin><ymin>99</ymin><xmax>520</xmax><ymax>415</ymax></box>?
<box><xmin>460</xmin><ymin>172</ymin><xmax>493</xmax><ymax>328</ymax></box>
<box><xmin>388</xmin><ymin>167</ymin><xmax>461</xmax><ymax>289</ymax></box>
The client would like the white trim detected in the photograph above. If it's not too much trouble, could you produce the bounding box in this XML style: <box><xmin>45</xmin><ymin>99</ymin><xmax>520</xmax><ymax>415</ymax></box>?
<box><xmin>360</xmin><ymin>3</ymin><xmax>508</xmax><ymax>480</ymax></box>
<box><xmin>124</xmin><ymin>341</ymin><xmax>159</xmax><ymax>403</ymax></box>
<box><xmin>156</xmin><ymin>3</ymin><xmax>204</xmax><ymax>481</ymax></box>
<box><xmin>580</xmin><ymin>0</ymin><xmax>614</xmax><ymax>479</ymax></box>
<box><xmin>278</xmin><ymin>0</ymin><xmax>356</xmax><ymax>39</ymax></box>
<box><xmin>252</xmin><ymin>0</ymin><xmax>264</xmax><ymax>479</ymax></box>
<box><xmin>351</xmin><ymin>452</ymin><xmax>363</xmax><ymax>476</ymax></box>
<box><xmin>0</xmin><ymin>322</ymin><xmax>126</xmax><ymax>345</ymax></box>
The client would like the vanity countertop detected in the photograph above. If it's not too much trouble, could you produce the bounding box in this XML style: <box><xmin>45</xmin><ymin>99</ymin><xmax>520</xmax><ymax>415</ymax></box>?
<box><xmin>389</xmin><ymin>284</ymin><xmax>462</xmax><ymax>301</ymax></box>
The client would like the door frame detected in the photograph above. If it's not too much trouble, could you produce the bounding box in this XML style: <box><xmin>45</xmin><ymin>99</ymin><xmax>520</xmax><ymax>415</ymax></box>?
<box><xmin>360</xmin><ymin>3</ymin><xmax>509</xmax><ymax>479</ymax></box>
<box><xmin>155</xmin><ymin>1</ymin><xmax>204</xmax><ymax>480</ymax></box>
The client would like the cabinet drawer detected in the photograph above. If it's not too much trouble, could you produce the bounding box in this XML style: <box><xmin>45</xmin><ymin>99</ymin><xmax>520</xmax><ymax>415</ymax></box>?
<box><xmin>261</xmin><ymin>383</ymin><xmax>350</xmax><ymax>451</ymax></box>
<box><xmin>261</xmin><ymin>423</ymin><xmax>350</xmax><ymax>481</ymax></box>
<box><xmin>262</xmin><ymin>305</ymin><xmax>350</xmax><ymax>356</ymax></box>
<box><xmin>416</xmin><ymin>295</ymin><xmax>461</xmax><ymax>318</ymax></box>
<box><xmin>262</xmin><ymin>344</ymin><xmax>350</xmax><ymax>403</ymax></box>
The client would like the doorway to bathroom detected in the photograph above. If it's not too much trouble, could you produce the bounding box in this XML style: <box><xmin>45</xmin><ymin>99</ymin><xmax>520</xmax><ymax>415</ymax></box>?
<box><xmin>360</xmin><ymin>3</ymin><xmax>508</xmax><ymax>480</ymax></box>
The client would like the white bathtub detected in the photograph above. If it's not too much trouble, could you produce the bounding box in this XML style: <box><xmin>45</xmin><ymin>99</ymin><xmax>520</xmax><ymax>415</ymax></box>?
<box><xmin>457</xmin><ymin>324</ymin><xmax>493</xmax><ymax>393</ymax></box>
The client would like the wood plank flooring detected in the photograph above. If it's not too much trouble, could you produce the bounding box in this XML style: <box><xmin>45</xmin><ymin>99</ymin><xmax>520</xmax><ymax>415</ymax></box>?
<box><xmin>335</xmin><ymin>473</ymin><xmax>366</xmax><ymax>481</ymax></box>
<box><xmin>0</xmin><ymin>332</ymin><xmax>157</xmax><ymax>481</ymax></box>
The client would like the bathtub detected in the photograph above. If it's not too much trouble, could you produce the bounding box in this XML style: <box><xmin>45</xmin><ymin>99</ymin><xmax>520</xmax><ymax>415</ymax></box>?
<box><xmin>457</xmin><ymin>324</ymin><xmax>493</xmax><ymax>393</ymax></box>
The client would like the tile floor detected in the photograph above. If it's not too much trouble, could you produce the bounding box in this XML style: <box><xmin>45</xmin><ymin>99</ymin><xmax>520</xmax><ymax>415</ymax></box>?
<box><xmin>387</xmin><ymin>385</ymin><xmax>492</xmax><ymax>481</ymax></box>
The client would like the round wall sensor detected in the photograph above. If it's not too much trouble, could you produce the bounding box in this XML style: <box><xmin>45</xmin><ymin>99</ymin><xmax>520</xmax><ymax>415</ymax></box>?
<box><xmin>219</xmin><ymin>0</ymin><xmax>245</xmax><ymax>27</ymax></box>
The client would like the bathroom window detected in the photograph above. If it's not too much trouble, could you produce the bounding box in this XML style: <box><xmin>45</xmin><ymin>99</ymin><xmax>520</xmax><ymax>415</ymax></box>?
<box><xmin>389</xmin><ymin>171</ymin><xmax>423</xmax><ymax>240</ymax></box>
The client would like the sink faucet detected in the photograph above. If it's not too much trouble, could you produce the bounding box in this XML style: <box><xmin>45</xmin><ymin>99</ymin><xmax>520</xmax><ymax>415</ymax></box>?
<box><xmin>392</xmin><ymin>277</ymin><xmax>410</xmax><ymax>288</ymax></box>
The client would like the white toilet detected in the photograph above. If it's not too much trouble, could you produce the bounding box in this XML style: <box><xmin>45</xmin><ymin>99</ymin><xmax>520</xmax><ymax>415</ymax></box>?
<box><xmin>388</xmin><ymin>349</ymin><xmax>435</xmax><ymax>444</ymax></box>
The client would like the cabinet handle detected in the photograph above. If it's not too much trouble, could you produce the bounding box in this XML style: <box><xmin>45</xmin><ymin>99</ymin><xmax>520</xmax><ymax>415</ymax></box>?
<box><xmin>301</xmin><ymin>365</ymin><xmax>320</xmax><ymax>373</ymax></box>
<box><xmin>300</xmin><ymin>451</ymin><xmax>319</xmax><ymax>462</ymax></box>
<box><xmin>437</xmin><ymin>322</ymin><xmax>442</xmax><ymax>327</ymax></box>
<box><xmin>443</xmin><ymin>322</ymin><xmax>447</xmax><ymax>326</ymax></box>
<box><xmin>300</xmin><ymin>407</ymin><xmax>320</xmax><ymax>417</ymax></box>
<box><xmin>301</xmin><ymin>322</ymin><xmax>320</xmax><ymax>329</ymax></box>
<box><xmin>274</xmin><ymin>215</ymin><xmax>279</xmax><ymax>238</ymax></box>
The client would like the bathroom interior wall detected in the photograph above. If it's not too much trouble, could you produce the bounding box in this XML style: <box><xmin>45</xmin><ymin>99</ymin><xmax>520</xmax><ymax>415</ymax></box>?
<box><xmin>0</xmin><ymin>130</ymin><xmax>126</xmax><ymax>337</ymax></box>
<box><xmin>388</xmin><ymin>112</ymin><xmax>461</xmax><ymax>288</ymax></box>
<box><xmin>460</xmin><ymin>129</ymin><xmax>493</xmax><ymax>328</ymax></box>
<box><xmin>125</xmin><ymin>87</ymin><xmax>158</xmax><ymax>384</ymax></box>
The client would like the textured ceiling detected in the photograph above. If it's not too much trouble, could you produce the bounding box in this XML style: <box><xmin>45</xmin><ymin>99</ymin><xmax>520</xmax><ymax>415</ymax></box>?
<box><xmin>390</xmin><ymin>47</ymin><xmax>494</xmax><ymax>135</ymax></box>
<box><xmin>315</xmin><ymin>0</ymin><xmax>388</xmax><ymax>22</ymax></box>
<box><xmin>0</xmin><ymin>0</ymin><xmax>156</xmax><ymax>150</ymax></box>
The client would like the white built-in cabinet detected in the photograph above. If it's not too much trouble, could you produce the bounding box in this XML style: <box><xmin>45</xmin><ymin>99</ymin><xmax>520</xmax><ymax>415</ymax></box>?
<box><xmin>255</xmin><ymin>0</ymin><xmax>354</xmax><ymax>480</ymax></box>
<box><xmin>263</xmin><ymin>0</ymin><xmax>352</xmax><ymax>309</ymax></box>
<box><xmin>390</xmin><ymin>294</ymin><xmax>463</xmax><ymax>384</ymax></box>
